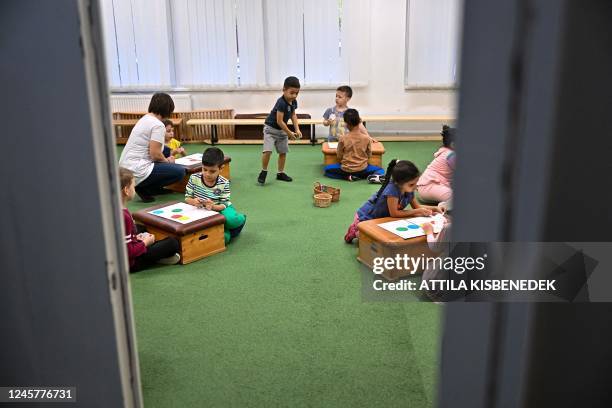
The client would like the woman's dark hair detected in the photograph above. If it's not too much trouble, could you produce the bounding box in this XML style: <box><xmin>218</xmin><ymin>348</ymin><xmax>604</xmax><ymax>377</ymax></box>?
<box><xmin>375</xmin><ymin>160</ymin><xmax>420</xmax><ymax>199</ymax></box>
<box><xmin>283</xmin><ymin>76</ymin><xmax>301</xmax><ymax>89</ymax></box>
<box><xmin>343</xmin><ymin>108</ymin><xmax>361</xmax><ymax>128</ymax></box>
<box><xmin>161</xmin><ymin>119</ymin><xmax>173</xmax><ymax>127</ymax></box>
<box><xmin>148</xmin><ymin>92</ymin><xmax>175</xmax><ymax>118</ymax></box>
<box><xmin>202</xmin><ymin>147</ymin><xmax>225</xmax><ymax>167</ymax></box>
<box><xmin>441</xmin><ymin>125</ymin><xmax>456</xmax><ymax>148</ymax></box>
<box><xmin>337</xmin><ymin>85</ymin><xmax>353</xmax><ymax>98</ymax></box>
<box><xmin>118</xmin><ymin>167</ymin><xmax>134</xmax><ymax>190</ymax></box>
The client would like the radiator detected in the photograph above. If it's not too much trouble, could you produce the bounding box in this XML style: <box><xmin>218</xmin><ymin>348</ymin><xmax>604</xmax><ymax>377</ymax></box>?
<box><xmin>110</xmin><ymin>94</ymin><xmax>192</xmax><ymax>112</ymax></box>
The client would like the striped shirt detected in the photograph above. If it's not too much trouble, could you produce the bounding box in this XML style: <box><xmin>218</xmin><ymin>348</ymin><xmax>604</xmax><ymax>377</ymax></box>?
<box><xmin>185</xmin><ymin>174</ymin><xmax>231</xmax><ymax>206</ymax></box>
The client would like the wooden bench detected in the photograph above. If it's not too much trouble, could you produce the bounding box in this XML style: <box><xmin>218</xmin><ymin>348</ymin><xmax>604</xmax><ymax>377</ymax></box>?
<box><xmin>133</xmin><ymin>201</ymin><xmax>226</xmax><ymax>264</ymax></box>
<box><xmin>113</xmin><ymin>117</ymin><xmax>183</xmax><ymax>144</ymax></box>
<box><xmin>187</xmin><ymin>114</ymin><xmax>454</xmax><ymax>145</ymax></box>
<box><xmin>321</xmin><ymin>141</ymin><xmax>386</xmax><ymax>168</ymax></box>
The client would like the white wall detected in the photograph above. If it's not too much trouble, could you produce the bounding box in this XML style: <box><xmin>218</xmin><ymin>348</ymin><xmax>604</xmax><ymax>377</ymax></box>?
<box><xmin>114</xmin><ymin>0</ymin><xmax>458</xmax><ymax>134</ymax></box>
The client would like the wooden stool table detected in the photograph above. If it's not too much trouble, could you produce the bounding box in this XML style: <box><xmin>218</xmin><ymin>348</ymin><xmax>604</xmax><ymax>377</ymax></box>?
<box><xmin>322</xmin><ymin>141</ymin><xmax>385</xmax><ymax>168</ymax></box>
<box><xmin>133</xmin><ymin>201</ymin><xmax>226</xmax><ymax>264</ymax></box>
<box><xmin>166</xmin><ymin>155</ymin><xmax>232</xmax><ymax>193</ymax></box>
<box><xmin>357</xmin><ymin>217</ymin><xmax>434</xmax><ymax>281</ymax></box>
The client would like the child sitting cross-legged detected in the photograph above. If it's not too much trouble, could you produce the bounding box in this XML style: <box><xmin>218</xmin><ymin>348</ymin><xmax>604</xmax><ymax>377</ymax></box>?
<box><xmin>324</xmin><ymin>109</ymin><xmax>385</xmax><ymax>181</ymax></box>
<box><xmin>344</xmin><ymin>159</ymin><xmax>441</xmax><ymax>243</ymax></box>
<box><xmin>120</xmin><ymin>167</ymin><xmax>181</xmax><ymax>272</ymax></box>
<box><xmin>185</xmin><ymin>147</ymin><xmax>246</xmax><ymax>244</ymax></box>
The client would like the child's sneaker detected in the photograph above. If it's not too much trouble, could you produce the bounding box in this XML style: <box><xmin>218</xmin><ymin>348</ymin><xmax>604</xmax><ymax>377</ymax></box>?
<box><xmin>367</xmin><ymin>174</ymin><xmax>385</xmax><ymax>184</ymax></box>
<box><xmin>156</xmin><ymin>253</ymin><xmax>181</xmax><ymax>265</ymax></box>
<box><xmin>344</xmin><ymin>224</ymin><xmax>358</xmax><ymax>243</ymax></box>
<box><xmin>347</xmin><ymin>175</ymin><xmax>360</xmax><ymax>182</ymax></box>
<box><xmin>276</xmin><ymin>172</ymin><xmax>293</xmax><ymax>182</ymax></box>
<box><xmin>135</xmin><ymin>187</ymin><xmax>155</xmax><ymax>203</ymax></box>
<box><xmin>257</xmin><ymin>170</ymin><xmax>268</xmax><ymax>185</ymax></box>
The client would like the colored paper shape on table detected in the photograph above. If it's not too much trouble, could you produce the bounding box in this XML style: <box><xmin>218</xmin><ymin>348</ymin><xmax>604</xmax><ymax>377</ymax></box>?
<box><xmin>147</xmin><ymin>202</ymin><xmax>217</xmax><ymax>224</ymax></box>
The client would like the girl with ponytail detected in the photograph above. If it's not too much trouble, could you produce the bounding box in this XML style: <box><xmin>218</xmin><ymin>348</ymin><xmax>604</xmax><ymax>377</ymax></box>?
<box><xmin>344</xmin><ymin>159</ymin><xmax>441</xmax><ymax>243</ymax></box>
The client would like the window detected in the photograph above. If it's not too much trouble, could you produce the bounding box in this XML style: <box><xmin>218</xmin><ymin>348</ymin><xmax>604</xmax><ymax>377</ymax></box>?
<box><xmin>404</xmin><ymin>0</ymin><xmax>463</xmax><ymax>89</ymax></box>
<box><xmin>100</xmin><ymin>0</ymin><xmax>371</xmax><ymax>89</ymax></box>
<box><xmin>100</xmin><ymin>0</ymin><xmax>173</xmax><ymax>88</ymax></box>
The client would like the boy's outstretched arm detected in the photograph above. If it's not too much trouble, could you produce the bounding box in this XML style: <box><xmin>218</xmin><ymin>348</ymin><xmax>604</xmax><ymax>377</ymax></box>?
<box><xmin>291</xmin><ymin>112</ymin><xmax>302</xmax><ymax>138</ymax></box>
<box><xmin>276</xmin><ymin>111</ymin><xmax>295</xmax><ymax>138</ymax></box>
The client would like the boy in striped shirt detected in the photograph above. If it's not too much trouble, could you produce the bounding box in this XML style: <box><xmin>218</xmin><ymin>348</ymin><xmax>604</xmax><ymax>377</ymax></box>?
<box><xmin>185</xmin><ymin>147</ymin><xmax>246</xmax><ymax>244</ymax></box>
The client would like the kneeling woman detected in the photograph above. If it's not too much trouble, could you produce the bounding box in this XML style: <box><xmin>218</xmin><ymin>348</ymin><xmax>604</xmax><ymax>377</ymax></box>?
<box><xmin>119</xmin><ymin>92</ymin><xmax>185</xmax><ymax>202</ymax></box>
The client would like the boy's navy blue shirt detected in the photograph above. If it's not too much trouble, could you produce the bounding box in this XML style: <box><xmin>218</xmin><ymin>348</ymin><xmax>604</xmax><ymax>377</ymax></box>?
<box><xmin>265</xmin><ymin>96</ymin><xmax>298</xmax><ymax>130</ymax></box>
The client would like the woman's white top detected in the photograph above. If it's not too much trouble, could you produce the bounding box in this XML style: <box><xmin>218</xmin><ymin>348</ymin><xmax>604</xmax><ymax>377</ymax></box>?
<box><xmin>118</xmin><ymin>114</ymin><xmax>165</xmax><ymax>185</ymax></box>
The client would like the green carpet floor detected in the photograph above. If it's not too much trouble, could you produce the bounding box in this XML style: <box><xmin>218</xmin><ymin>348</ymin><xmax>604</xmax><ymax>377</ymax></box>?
<box><xmin>120</xmin><ymin>142</ymin><xmax>443</xmax><ymax>407</ymax></box>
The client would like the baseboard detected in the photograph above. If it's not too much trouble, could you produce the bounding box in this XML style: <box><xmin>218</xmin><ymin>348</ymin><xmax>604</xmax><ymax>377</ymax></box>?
<box><xmin>200</xmin><ymin>134</ymin><xmax>442</xmax><ymax>145</ymax></box>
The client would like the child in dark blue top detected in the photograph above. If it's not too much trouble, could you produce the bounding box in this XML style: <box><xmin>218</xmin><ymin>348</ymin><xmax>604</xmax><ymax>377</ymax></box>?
<box><xmin>258</xmin><ymin>76</ymin><xmax>302</xmax><ymax>185</ymax></box>
<box><xmin>345</xmin><ymin>159</ymin><xmax>441</xmax><ymax>243</ymax></box>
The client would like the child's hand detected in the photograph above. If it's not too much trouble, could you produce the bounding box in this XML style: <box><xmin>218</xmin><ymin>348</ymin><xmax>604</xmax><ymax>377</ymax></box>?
<box><xmin>138</xmin><ymin>232</ymin><xmax>155</xmax><ymax>246</ymax></box>
<box><xmin>421</xmin><ymin>222</ymin><xmax>434</xmax><ymax>235</ymax></box>
<box><xmin>414</xmin><ymin>207</ymin><xmax>433</xmax><ymax>217</ymax></box>
<box><xmin>167</xmin><ymin>156</ymin><xmax>175</xmax><ymax>163</ymax></box>
<box><xmin>178</xmin><ymin>147</ymin><xmax>186</xmax><ymax>155</ymax></box>
<box><xmin>203</xmin><ymin>199</ymin><xmax>214</xmax><ymax>210</ymax></box>
<box><xmin>438</xmin><ymin>201</ymin><xmax>449</xmax><ymax>214</ymax></box>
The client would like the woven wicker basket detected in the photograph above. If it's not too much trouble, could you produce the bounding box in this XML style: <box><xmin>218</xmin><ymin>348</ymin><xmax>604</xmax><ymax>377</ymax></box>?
<box><xmin>313</xmin><ymin>182</ymin><xmax>340</xmax><ymax>202</ymax></box>
<box><xmin>313</xmin><ymin>193</ymin><xmax>333</xmax><ymax>208</ymax></box>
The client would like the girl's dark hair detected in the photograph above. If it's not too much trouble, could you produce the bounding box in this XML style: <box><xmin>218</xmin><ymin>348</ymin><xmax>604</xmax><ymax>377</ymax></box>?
<box><xmin>162</xmin><ymin>119</ymin><xmax>173</xmax><ymax>127</ymax></box>
<box><xmin>343</xmin><ymin>108</ymin><xmax>360</xmax><ymax>128</ymax></box>
<box><xmin>441</xmin><ymin>125</ymin><xmax>456</xmax><ymax>148</ymax></box>
<box><xmin>148</xmin><ymin>92</ymin><xmax>175</xmax><ymax>118</ymax></box>
<box><xmin>337</xmin><ymin>85</ymin><xmax>353</xmax><ymax>98</ymax></box>
<box><xmin>202</xmin><ymin>147</ymin><xmax>225</xmax><ymax>167</ymax></box>
<box><xmin>119</xmin><ymin>167</ymin><xmax>134</xmax><ymax>190</ymax></box>
<box><xmin>375</xmin><ymin>160</ymin><xmax>420</xmax><ymax>199</ymax></box>
<box><xmin>283</xmin><ymin>76</ymin><xmax>301</xmax><ymax>89</ymax></box>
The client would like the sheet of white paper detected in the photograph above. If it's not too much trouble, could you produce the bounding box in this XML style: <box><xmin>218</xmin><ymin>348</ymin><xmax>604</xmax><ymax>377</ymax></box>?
<box><xmin>147</xmin><ymin>202</ymin><xmax>217</xmax><ymax>225</ymax></box>
<box><xmin>377</xmin><ymin>214</ymin><xmax>446</xmax><ymax>239</ymax></box>
<box><xmin>327</xmin><ymin>142</ymin><xmax>338</xmax><ymax>149</ymax></box>
<box><xmin>175</xmin><ymin>153</ymin><xmax>202</xmax><ymax>166</ymax></box>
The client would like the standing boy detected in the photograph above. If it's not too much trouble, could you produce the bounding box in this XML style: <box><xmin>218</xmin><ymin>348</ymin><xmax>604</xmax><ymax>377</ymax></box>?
<box><xmin>322</xmin><ymin>85</ymin><xmax>353</xmax><ymax>142</ymax></box>
<box><xmin>258</xmin><ymin>76</ymin><xmax>302</xmax><ymax>185</ymax></box>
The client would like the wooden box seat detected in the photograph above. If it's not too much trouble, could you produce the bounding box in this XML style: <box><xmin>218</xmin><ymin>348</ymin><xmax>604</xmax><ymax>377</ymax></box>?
<box><xmin>133</xmin><ymin>201</ymin><xmax>226</xmax><ymax>264</ymax></box>
<box><xmin>322</xmin><ymin>141</ymin><xmax>386</xmax><ymax>168</ymax></box>
<box><xmin>357</xmin><ymin>217</ymin><xmax>434</xmax><ymax>281</ymax></box>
